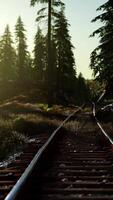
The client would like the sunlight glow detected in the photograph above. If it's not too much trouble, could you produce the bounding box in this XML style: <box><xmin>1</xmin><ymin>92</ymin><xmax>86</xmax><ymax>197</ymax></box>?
<box><xmin>0</xmin><ymin>0</ymin><xmax>107</xmax><ymax>79</ymax></box>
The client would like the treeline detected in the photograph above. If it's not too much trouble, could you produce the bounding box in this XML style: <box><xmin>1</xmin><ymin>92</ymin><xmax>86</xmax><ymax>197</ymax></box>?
<box><xmin>0</xmin><ymin>1</ymin><xmax>90</xmax><ymax>104</ymax></box>
<box><xmin>0</xmin><ymin>17</ymin><xmax>32</xmax><ymax>82</ymax></box>
<box><xmin>90</xmin><ymin>0</ymin><xmax>113</xmax><ymax>96</ymax></box>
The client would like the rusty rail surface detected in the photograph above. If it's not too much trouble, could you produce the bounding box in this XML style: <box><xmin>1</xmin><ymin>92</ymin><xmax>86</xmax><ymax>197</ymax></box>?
<box><xmin>3</xmin><ymin>103</ymin><xmax>113</xmax><ymax>200</ymax></box>
<box><xmin>5</xmin><ymin>107</ymin><xmax>81</xmax><ymax>200</ymax></box>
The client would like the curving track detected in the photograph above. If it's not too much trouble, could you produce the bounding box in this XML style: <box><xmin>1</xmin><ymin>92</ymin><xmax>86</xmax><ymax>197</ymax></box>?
<box><xmin>1</xmin><ymin>105</ymin><xmax>113</xmax><ymax>199</ymax></box>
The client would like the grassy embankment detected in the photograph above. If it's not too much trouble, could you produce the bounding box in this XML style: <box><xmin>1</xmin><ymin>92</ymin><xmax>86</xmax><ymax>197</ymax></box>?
<box><xmin>0</xmin><ymin>82</ymin><xmax>112</xmax><ymax>161</ymax></box>
<box><xmin>0</xmin><ymin>82</ymin><xmax>81</xmax><ymax>160</ymax></box>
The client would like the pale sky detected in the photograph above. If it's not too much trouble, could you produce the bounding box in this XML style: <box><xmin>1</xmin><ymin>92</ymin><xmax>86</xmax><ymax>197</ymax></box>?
<box><xmin>0</xmin><ymin>0</ymin><xmax>107</xmax><ymax>79</ymax></box>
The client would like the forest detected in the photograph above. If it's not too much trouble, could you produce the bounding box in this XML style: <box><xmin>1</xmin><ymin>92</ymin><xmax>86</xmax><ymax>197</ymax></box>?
<box><xmin>0</xmin><ymin>0</ymin><xmax>112</xmax><ymax>159</ymax></box>
<box><xmin>0</xmin><ymin>1</ymin><xmax>91</xmax><ymax>105</ymax></box>
<box><xmin>1</xmin><ymin>2</ymin><xmax>113</xmax><ymax>199</ymax></box>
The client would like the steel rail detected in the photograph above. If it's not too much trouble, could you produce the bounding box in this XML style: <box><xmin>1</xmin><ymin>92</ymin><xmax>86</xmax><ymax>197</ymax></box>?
<box><xmin>5</xmin><ymin>107</ymin><xmax>82</xmax><ymax>200</ymax></box>
<box><xmin>92</xmin><ymin>102</ymin><xmax>113</xmax><ymax>145</ymax></box>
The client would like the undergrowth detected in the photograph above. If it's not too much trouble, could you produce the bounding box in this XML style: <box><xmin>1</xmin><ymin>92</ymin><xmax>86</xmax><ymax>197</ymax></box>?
<box><xmin>0</xmin><ymin>118</ymin><xmax>27</xmax><ymax>160</ymax></box>
<box><xmin>0</xmin><ymin>98</ymin><xmax>84</xmax><ymax>161</ymax></box>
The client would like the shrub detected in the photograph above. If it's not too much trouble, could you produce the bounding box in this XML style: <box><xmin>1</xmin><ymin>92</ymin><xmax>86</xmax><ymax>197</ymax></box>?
<box><xmin>0</xmin><ymin>128</ymin><xmax>27</xmax><ymax>160</ymax></box>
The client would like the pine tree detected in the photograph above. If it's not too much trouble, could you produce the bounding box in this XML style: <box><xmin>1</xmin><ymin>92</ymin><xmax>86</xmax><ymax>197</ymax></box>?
<box><xmin>90</xmin><ymin>0</ymin><xmax>113</xmax><ymax>89</ymax></box>
<box><xmin>15</xmin><ymin>16</ymin><xmax>29</xmax><ymax>81</ymax></box>
<box><xmin>0</xmin><ymin>25</ymin><xmax>16</xmax><ymax>81</ymax></box>
<box><xmin>31</xmin><ymin>0</ymin><xmax>52</xmax><ymax>82</ymax></box>
<box><xmin>33</xmin><ymin>27</ymin><xmax>47</xmax><ymax>80</ymax></box>
<box><xmin>31</xmin><ymin>0</ymin><xmax>63</xmax><ymax>106</ymax></box>
<box><xmin>31</xmin><ymin>1</ymin><xmax>77</xmax><ymax>103</ymax></box>
<box><xmin>53</xmin><ymin>5</ymin><xmax>76</xmax><ymax>93</ymax></box>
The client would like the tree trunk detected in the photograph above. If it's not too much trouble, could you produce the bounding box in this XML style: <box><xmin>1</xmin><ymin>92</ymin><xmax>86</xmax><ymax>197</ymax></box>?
<box><xmin>47</xmin><ymin>0</ymin><xmax>52</xmax><ymax>106</ymax></box>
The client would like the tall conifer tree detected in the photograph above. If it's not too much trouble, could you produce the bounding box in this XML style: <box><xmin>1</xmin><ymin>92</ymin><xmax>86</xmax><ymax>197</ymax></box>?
<box><xmin>31</xmin><ymin>0</ymin><xmax>63</xmax><ymax>105</ymax></box>
<box><xmin>31</xmin><ymin>0</ymin><xmax>53</xmax><ymax>105</ymax></box>
<box><xmin>90</xmin><ymin>0</ymin><xmax>113</xmax><ymax>90</ymax></box>
<box><xmin>0</xmin><ymin>25</ymin><xmax>16</xmax><ymax>81</ymax></box>
<box><xmin>34</xmin><ymin>27</ymin><xmax>47</xmax><ymax>80</ymax></box>
<box><xmin>53</xmin><ymin>4</ymin><xmax>76</xmax><ymax>93</ymax></box>
<box><xmin>15</xmin><ymin>16</ymin><xmax>28</xmax><ymax>80</ymax></box>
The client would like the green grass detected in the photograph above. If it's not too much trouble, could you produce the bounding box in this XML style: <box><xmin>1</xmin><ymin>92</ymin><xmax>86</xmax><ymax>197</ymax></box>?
<box><xmin>0</xmin><ymin>92</ymin><xmax>110</xmax><ymax>163</ymax></box>
<box><xmin>0</xmin><ymin>103</ymin><xmax>81</xmax><ymax>161</ymax></box>
<box><xmin>13</xmin><ymin>114</ymin><xmax>60</xmax><ymax>135</ymax></box>
<box><xmin>0</xmin><ymin>90</ymin><xmax>82</xmax><ymax>161</ymax></box>
<box><xmin>0</xmin><ymin>118</ymin><xmax>27</xmax><ymax>160</ymax></box>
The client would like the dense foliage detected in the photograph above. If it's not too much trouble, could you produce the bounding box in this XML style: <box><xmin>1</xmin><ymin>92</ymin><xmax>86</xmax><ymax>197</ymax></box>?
<box><xmin>53</xmin><ymin>5</ymin><xmax>76</xmax><ymax>94</ymax></box>
<box><xmin>90</xmin><ymin>0</ymin><xmax>113</xmax><ymax>91</ymax></box>
<box><xmin>15</xmin><ymin>16</ymin><xmax>30</xmax><ymax>81</ymax></box>
<box><xmin>33</xmin><ymin>27</ymin><xmax>47</xmax><ymax>80</ymax></box>
<box><xmin>0</xmin><ymin>1</ymin><xmax>91</xmax><ymax>104</ymax></box>
<box><xmin>0</xmin><ymin>25</ymin><xmax>16</xmax><ymax>81</ymax></box>
<box><xmin>32</xmin><ymin>1</ymin><xmax>77</xmax><ymax>100</ymax></box>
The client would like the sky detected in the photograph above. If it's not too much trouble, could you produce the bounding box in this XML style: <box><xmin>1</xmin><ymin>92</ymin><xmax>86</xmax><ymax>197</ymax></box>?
<box><xmin>0</xmin><ymin>0</ymin><xmax>107</xmax><ymax>79</ymax></box>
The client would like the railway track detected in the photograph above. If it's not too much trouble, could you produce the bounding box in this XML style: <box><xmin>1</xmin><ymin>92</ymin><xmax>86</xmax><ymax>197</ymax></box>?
<box><xmin>0</xmin><ymin>133</ymin><xmax>49</xmax><ymax>200</ymax></box>
<box><xmin>1</xmin><ymin>104</ymin><xmax>113</xmax><ymax>199</ymax></box>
